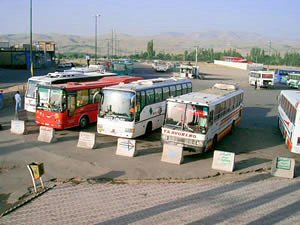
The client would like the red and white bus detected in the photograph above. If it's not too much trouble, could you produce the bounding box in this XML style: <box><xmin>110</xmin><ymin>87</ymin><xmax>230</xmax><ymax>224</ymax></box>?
<box><xmin>35</xmin><ymin>76</ymin><xmax>143</xmax><ymax>129</ymax></box>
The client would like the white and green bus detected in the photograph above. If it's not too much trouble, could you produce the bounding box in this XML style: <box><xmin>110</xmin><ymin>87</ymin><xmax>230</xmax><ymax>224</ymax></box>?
<box><xmin>287</xmin><ymin>73</ymin><xmax>300</xmax><ymax>89</ymax></box>
<box><xmin>278</xmin><ymin>90</ymin><xmax>300</xmax><ymax>154</ymax></box>
<box><xmin>97</xmin><ymin>78</ymin><xmax>192</xmax><ymax>138</ymax></box>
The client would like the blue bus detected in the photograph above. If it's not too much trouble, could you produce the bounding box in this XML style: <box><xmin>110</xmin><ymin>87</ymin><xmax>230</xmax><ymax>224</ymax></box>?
<box><xmin>275</xmin><ymin>69</ymin><xmax>300</xmax><ymax>84</ymax></box>
<box><xmin>112</xmin><ymin>60</ymin><xmax>134</xmax><ymax>75</ymax></box>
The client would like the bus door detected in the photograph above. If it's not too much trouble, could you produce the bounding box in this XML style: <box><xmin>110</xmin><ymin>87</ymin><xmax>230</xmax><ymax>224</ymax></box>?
<box><xmin>67</xmin><ymin>91</ymin><xmax>76</xmax><ymax>117</ymax></box>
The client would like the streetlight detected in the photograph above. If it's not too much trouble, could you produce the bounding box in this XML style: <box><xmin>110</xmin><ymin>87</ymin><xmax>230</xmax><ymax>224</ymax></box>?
<box><xmin>30</xmin><ymin>0</ymin><xmax>33</xmax><ymax>77</ymax></box>
<box><xmin>94</xmin><ymin>14</ymin><xmax>100</xmax><ymax>64</ymax></box>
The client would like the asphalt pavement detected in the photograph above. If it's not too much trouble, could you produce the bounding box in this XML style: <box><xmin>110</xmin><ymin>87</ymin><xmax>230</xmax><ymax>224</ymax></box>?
<box><xmin>0</xmin><ymin>62</ymin><xmax>300</xmax><ymax>224</ymax></box>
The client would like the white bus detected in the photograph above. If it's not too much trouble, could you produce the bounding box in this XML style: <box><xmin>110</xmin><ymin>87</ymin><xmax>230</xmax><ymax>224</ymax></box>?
<box><xmin>277</xmin><ymin>90</ymin><xmax>300</xmax><ymax>153</ymax></box>
<box><xmin>178</xmin><ymin>64</ymin><xmax>201</xmax><ymax>79</ymax></box>
<box><xmin>287</xmin><ymin>73</ymin><xmax>300</xmax><ymax>89</ymax></box>
<box><xmin>97</xmin><ymin>78</ymin><xmax>192</xmax><ymax>138</ymax></box>
<box><xmin>24</xmin><ymin>71</ymin><xmax>116</xmax><ymax>112</ymax></box>
<box><xmin>248</xmin><ymin>71</ymin><xmax>275</xmax><ymax>88</ymax></box>
<box><xmin>161</xmin><ymin>83</ymin><xmax>244</xmax><ymax>152</ymax></box>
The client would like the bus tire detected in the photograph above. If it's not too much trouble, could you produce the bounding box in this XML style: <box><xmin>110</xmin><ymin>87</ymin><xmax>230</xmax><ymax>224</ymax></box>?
<box><xmin>145</xmin><ymin>122</ymin><xmax>152</xmax><ymax>135</ymax></box>
<box><xmin>211</xmin><ymin>135</ymin><xmax>218</xmax><ymax>151</ymax></box>
<box><xmin>79</xmin><ymin>116</ymin><xmax>89</xmax><ymax>129</ymax></box>
<box><xmin>230</xmin><ymin>121</ymin><xmax>235</xmax><ymax>135</ymax></box>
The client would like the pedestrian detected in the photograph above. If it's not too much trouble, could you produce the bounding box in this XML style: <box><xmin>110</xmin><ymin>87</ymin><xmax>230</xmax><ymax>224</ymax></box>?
<box><xmin>15</xmin><ymin>91</ymin><xmax>22</xmax><ymax>114</ymax></box>
<box><xmin>86</xmin><ymin>54</ymin><xmax>90</xmax><ymax>67</ymax></box>
<box><xmin>254</xmin><ymin>80</ymin><xmax>258</xmax><ymax>90</ymax></box>
<box><xmin>0</xmin><ymin>90</ymin><xmax>3</xmax><ymax>110</ymax></box>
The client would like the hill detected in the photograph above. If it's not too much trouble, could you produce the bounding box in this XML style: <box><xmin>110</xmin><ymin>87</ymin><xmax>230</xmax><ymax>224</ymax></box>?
<box><xmin>0</xmin><ymin>31</ymin><xmax>299</xmax><ymax>56</ymax></box>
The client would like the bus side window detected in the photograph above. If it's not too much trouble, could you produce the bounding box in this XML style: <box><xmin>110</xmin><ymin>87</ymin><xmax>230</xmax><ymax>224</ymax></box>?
<box><xmin>163</xmin><ymin>87</ymin><xmax>170</xmax><ymax>100</ymax></box>
<box><xmin>67</xmin><ymin>94</ymin><xmax>76</xmax><ymax>116</ymax></box>
<box><xmin>209</xmin><ymin>111</ymin><xmax>214</xmax><ymax>126</ymax></box>
<box><xmin>170</xmin><ymin>86</ymin><xmax>176</xmax><ymax>97</ymax></box>
<box><xmin>155</xmin><ymin>88</ymin><xmax>162</xmax><ymax>103</ymax></box>
<box><xmin>77</xmin><ymin>90</ymin><xmax>89</xmax><ymax>107</ymax></box>
<box><xmin>182</xmin><ymin>84</ymin><xmax>187</xmax><ymax>94</ymax></box>
<box><xmin>135</xmin><ymin>92</ymin><xmax>141</xmax><ymax>121</ymax></box>
<box><xmin>187</xmin><ymin>83</ymin><xmax>192</xmax><ymax>93</ymax></box>
<box><xmin>140</xmin><ymin>91</ymin><xmax>146</xmax><ymax>109</ymax></box>
<box><xmin>89</xmin><ymin>88</ymin><xmax>101</xmax><ymax>103</ymax></box>
<box><xmin>176</xmin><ymin>84</ymin><xmax>182</xmax><ymax>96</ymax></box>
<box><xmin>146</xmin><ymin>89</ymin><xmax>154</xmax><ymax>104</ymax></box>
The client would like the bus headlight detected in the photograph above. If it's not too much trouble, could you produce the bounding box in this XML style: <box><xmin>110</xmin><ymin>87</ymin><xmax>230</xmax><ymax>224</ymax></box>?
<box><xmin>125</xmin><ymin>128</ymin><xmax>135</xmax><ymax>133</ymax></box>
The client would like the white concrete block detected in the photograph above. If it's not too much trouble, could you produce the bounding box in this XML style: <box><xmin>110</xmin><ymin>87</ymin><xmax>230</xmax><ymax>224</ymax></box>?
<box><xmin>10</xmin><ymin>120</ymin><xmax>27</xmax><ymax>135</ymax></box>
<box><xmin>271</xmin><ymin>157</ymin><xmax>295</xmax><ymax>179</ymax></box>
<box><xmin>161</xmin><ymin>143</ymin><xmax>184</xmax><ymax>165</ymax></box>
<box><xmin>116</xmin><ymin>138</ymin><xmax>137</xmax><ymax>157</ymax></box>
<box><xmin>212</xmin><ymin>150</ymin><xmax>235</xmax><ymax>172</ymax></box>
<box><xmin>77</xmin><ymin>132</ymin><xmax>96</xmax><ymax>149</ymax></box>
<box><xmin>38</xmin><ymin>126</ymin><xmax>56</xmax><ymax>143</ymax></box>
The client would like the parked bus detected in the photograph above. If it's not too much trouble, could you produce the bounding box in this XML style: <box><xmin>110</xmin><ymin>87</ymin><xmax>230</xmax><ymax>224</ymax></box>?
<box><xmin>275</xmin><ymin>69</ymin><xmax>300</xmax><ymax>84</ymax></box>
<box><xmin>97</xmin><ymin>78</ymin><xmax>192</xmax><ymax>138</ymax></box>
<box><xmin>287</xmin><ymin>73</ymin><xmax>300</xmax><ymax>89</ymax></box>
<box><xmin>248</xmin><ymin>71</ymin><xmax>274</xmax><ymax>88</ymax></box>
<box><xmin>178</xmin><ymin>64</ymin><xmax>201</xmax><ymax>79</ymax></box>
<box><xmin>161</xmin><ymin>83</ymin><xmax>244</xmax><ymax>152</ymax></box>
<box><xmin>25</xmin><ymin>71</ymin><xmax>116</xmax><ymax>113</ymax></box>
<box><xmin>277</xmin><ymin>90</ymin><xmax>300</xmax><ymax>154</ymax></box>
<box><xmin>112</xmin><ymin>61</ymin><xmax>134</xmax><ymax>75</ymax></box>
<box><xmin>35</xmin><ymin>76</ymin><xmax>142</xmax><ymax>129</ymax></box>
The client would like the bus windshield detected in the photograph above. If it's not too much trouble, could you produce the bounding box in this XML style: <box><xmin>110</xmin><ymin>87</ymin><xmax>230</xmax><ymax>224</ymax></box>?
<box><xmin>26</xmin><ymin>80</ymin><xmax>50</xmax><ymax>98</ymax></box>
<box><xmin>114</xmin><ymin>64</ymin><xmax>126</xmax><ymax>71</ymax></box>
<box><xmin>99</xmin><ymin>90</ymin><xmax>135</xmax><ymax>121</ymax></box>
<box><xmin>37</xmin><ymin>88</ymin><xmax>66</xmax><ymax>112</ymax></box>
<box><xmin>165</xmin><ymin>102</ymin><xmax>209</xmax><ymax>134</ymax></box>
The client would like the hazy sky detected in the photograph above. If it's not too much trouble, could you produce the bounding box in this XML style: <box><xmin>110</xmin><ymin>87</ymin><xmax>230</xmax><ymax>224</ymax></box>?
<box><xmin>1</xmin><ymin>0</ymin><xmax>300</xmax><ymax>38</ymax></box>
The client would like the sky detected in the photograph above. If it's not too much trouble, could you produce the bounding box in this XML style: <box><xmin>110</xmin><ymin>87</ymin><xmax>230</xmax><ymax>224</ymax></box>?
<box><xmin>1</xmin><ymin>0</ymin><xmax>300</xmax><ymax>38</ymax></box>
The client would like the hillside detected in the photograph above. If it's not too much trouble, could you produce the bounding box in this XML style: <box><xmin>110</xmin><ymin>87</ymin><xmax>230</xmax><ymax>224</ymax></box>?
<box><xmin>0</xmin><ymin>31</ymin><xmax>299</xmax><ymax>56</ymax></box>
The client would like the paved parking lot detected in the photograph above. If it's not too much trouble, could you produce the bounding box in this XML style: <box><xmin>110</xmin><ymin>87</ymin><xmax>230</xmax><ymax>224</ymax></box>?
<box><xmin>0</xmin><ymin>63</ymin><xmax>300</xmax><ymax>220</ymax></box>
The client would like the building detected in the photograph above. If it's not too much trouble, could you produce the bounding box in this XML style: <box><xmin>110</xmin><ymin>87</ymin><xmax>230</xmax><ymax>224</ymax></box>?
<box><xmin>0</xmin><ymin>41</ymin><xmax>56</xmax><ymax>69</ymax></box>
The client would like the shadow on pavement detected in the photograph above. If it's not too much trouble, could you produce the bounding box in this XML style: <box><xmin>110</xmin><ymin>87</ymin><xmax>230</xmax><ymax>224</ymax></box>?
<box><xmin>235</xmin><ymin>157</ymin><xmax>271</xmax><ymax>170</ymax></box>
<box><xmin>96</xmin><ymin>173</ymin><xmax>275</xmax><ymax>225</ymax></box>
<box><xmin>87</xmin><ymin>170</ymin><xmax>125</xmax><ymax>183</ymax></box>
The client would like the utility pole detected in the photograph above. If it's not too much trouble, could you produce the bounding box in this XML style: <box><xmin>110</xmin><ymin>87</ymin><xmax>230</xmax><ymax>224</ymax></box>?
<box><xmin>268</xmin><ymin>40</ymin><xmax>271</xmax><ymax>70</ymax></box>
<box><xmin>195</xmin><ymin>46</ymin><xmax>198</xmax><ymax>66</ymax></box>
<box><xmin>106</xmin><ymin>39</ymin><xmax>110</xmax><ymax>60</ymax></box>
<box><xmin>30</xmin><ymin>0</ymin><xmax>33</xmax><ymax>77</ymax></box>
<box><xmin>111</xmin><ymin>29</ymin><xmax>114</xmax><ymax>58</ymax></box>
<box><xmin>94</xmin><ymin>14</ymin><xmax>100</xmax><ymax>64</ymax></box>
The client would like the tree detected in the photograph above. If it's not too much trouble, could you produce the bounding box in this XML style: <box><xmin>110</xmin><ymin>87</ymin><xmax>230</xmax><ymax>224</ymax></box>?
<box><xmin>147</xmin><ymin>40</ymin><xmax>155</xmax><ymax>59</ymax></box>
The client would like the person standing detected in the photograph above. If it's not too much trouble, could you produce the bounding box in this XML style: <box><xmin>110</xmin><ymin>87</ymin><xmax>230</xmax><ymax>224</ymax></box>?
<box><xmin>0</xmin><ymin>90</ymin><xmax>3</xmax><ymax>110</ymax></box>
<box><xmin>86</xmin><ymin>54</ymin><xmax>90</xmax><ymax>67</ymax></box>
<box><xmin>15</xmin><ymin>91</ymin><xmax>22</xmax><ymax>114</ymax></box>
<box><xmin>254</xmin><ymin>80</ymin><xmax>258</xmax><ymax>90</ymax></box>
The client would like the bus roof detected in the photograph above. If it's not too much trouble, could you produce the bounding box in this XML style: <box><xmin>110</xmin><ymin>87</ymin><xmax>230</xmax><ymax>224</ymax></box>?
<box><xmin>167</xmin><ymin>83</ymin><xmax>242</xmax><ymax>106</ymax></box>
<box><xmin>38</xmin><ymin>76</ymin><xmax>143</xmax><ymax>91</ymax></box>
<box><xmin>280</xmin><ymin>90</ymin><xmax>300</xmax><ymax>109</ymax></box>
<box><xmin>102</xmin><ymin>77</ymin><xmax>191</xmax><ymax>92</ymax></box>
<box><xmin>249</xmin><ymin>70</ymin><xmax>275</xmax><ymax>74</ymax></box>
<box><xmin>28</xmin><ymin>71</ymin><xmax>117</xmax><ymax>83</ymax></box>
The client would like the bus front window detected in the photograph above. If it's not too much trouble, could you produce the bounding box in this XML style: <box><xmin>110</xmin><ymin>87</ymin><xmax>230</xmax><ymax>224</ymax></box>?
<box><xmin>186</xmin><ymin>104</ymin><xmax>209</xmax><ymax>134</ymax></box>
<box><xmin>26</xmin><ymin>80</ymin><xmax>38</xmax><ymax>98</ymax></box>
<box><xmin>37</xmin><ymin>88</ymin><xmax>65</xmax><ymax>112</ymax></box>
<box><xmin>100</xmin><ymin>90</ymin><xmax>135</xmax><ymax>121</ymax></box>
<box><xmin>165</xmin><ymin>102</ymin><xmax>186</xmax><ymax>128</ymax></box>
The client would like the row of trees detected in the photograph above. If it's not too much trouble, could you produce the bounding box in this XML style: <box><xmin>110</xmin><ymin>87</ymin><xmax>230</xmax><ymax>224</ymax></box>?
<box><xmin>130</xmin><ymin>40</ymin><xmax>300</xmax><ymax>66</ymax></box>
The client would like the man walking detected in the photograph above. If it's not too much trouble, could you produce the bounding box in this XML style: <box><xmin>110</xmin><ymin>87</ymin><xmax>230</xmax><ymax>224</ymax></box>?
<box><xmin>254</xmin><ymin>80</ymin><xmax>258</xmax><ymax>90</ymax></box>
<box><xmin>86</xmin><ymin>54</ymin><xmax>90</xmax><ymax>67</ymax></box>
<box><xmin>0</xmin><ymin>90</ymin><xmax>3</xmax><ymax>110</ymax></box>
<box><xmin>15</xmin><ymin>91</ymin><xmax>22</xmax><ymax>114</ymax></box>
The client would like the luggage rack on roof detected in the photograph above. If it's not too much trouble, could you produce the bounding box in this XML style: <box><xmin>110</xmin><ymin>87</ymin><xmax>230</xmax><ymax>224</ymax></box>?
<box><xmin>213</xmin><ymin>83</ymin><xmax>239</xmax><ymax>91</ymax></box>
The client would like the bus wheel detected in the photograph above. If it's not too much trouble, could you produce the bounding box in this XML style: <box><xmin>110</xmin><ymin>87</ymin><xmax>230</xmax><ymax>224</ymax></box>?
<box><xmin>211</xmin><ymin>135</ymin><xmax>218</xmax><ymax>151</ymax></box>
<box><xmin>145</xmin><ymin>122</ymin><xmax>152</xmax><ymax>135</ymax></box>
<box><xmin>230</xmin><ymin>121</ymin><xmax>235</xmax><ymax>135</ymax></box>
<box><xmin>79</xmin><ymin>116</ymin><xmax>89</xmax><ymax>129</ymax></box>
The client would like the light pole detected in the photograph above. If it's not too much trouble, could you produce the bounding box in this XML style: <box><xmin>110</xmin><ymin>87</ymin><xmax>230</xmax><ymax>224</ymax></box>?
<box><xmin>94</xmin><ymin>14</ymin><xmax>100</xmax><ymax>64</ymax></box>
<box><xmin>30</xmin><ymin>0</ymin><xmax>33</xmax><ymax>77</ymax></box>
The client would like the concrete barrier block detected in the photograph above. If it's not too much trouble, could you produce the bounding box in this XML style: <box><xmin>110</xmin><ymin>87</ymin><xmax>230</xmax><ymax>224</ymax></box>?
<box><xmin>212</xmin><ymin>150</ymin><xmax>235</xmax><ymax>172</ymax></box>
<box><xmin>271</xmin><ymin>157</ymin><xmax>295</xmax><ymax>179</ymax></box>
<box><xmin>10</xmin><ymin>120</ymin><xmax>27</xmax><ymax>135</ymax></box>
<box><xmin>161</xmin><ymin>143</ymin><xmax>184</xmax><ymax>165</ymax></box>
<box><xmin>77</xmin><ymin>132</ymin><xmax>96</xmax><ymax>149</ymax></box>
<box><xmin>116</xmin><ymin>138</ymin><xmax>137</xmax><ymax>157</ymax></box>
<box><xmin>38</xmin><ymin>126</ymin><xmax>56</xmax><ymax>143</ymax></box>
